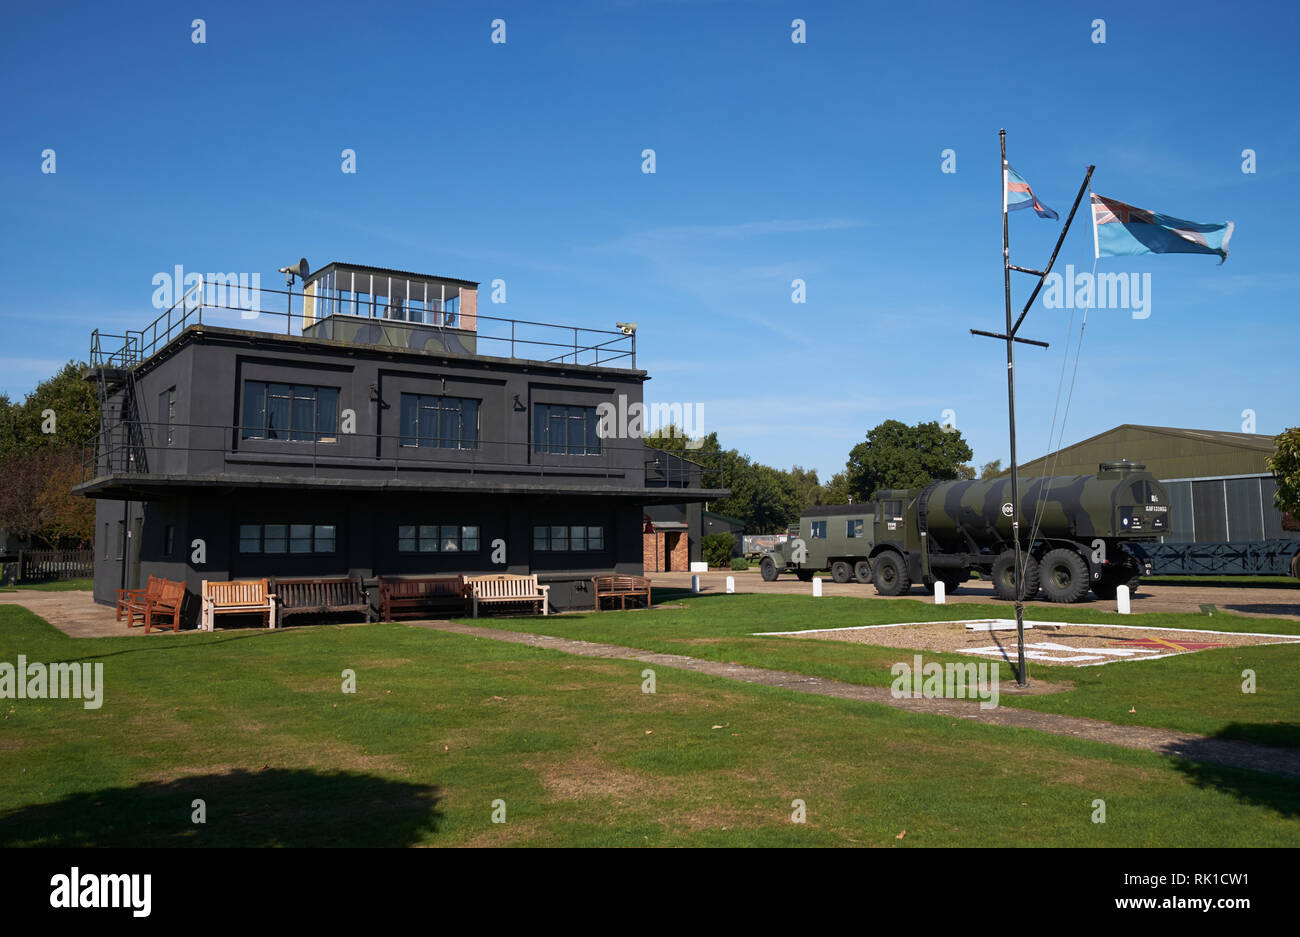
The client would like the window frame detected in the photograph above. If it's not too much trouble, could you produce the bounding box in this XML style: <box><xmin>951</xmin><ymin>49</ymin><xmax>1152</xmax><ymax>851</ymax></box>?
<box><xmin>240</xmin><ymin>381</ymin><xmax>340</xmax><ymax>443</ymax></box>
<box><xmin>398</xmin><ymin>393</ymin><xmax>480</xmax><ymax>450</ymax></box>
<box><xmin>238</xmin><ymin>523</ymin><xmax>337</xmax><ymax>555</ymax></box>
<box><xmin>397</xmin><ymin>524</ymin><xmax>481</xmax><ymax>554</ymax></box>
<box><xmin>532</xmin><ymin>403</ymin><xmax>602</xmax><ymax>456</ymax></box>
<box><xmin>532</xmin><ymin>524</ymin><xmax>605</xmax><ymax>552</ymax></box>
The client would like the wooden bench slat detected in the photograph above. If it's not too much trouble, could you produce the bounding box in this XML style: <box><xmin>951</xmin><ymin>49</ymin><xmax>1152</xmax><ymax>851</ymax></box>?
<box><xmin>463</xmin><ymin>575</ymin><xmax>549</xmax><ymax>618</ymax></box>
<box><xmin>592</xmin><ymin>574</ymin><xmax>652</xmax><ymax>612</ymax></box>
<box><xmin>202</xmin><ymin>579</ymin><xmax>275</xmax><ymax>631</ymax></box>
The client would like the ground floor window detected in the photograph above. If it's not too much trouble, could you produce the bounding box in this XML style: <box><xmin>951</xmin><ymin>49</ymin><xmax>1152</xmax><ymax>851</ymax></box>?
<box><xmin>533</xmin><ymin>525</ymin><xmax>605</xmax><ymax>552</ymax></box>
<box><xmin>398</xmin><ymin>525</ymin><xmax>480</xmax><ymax>553</ymax></box>
<box><xmin>239</xmin><ymin>524</ymin><xmax>337</xmax><ymax>554</ymax></box>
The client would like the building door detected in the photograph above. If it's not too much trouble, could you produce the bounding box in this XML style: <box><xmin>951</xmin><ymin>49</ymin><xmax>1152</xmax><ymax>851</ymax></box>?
<box><xmin>664</xmin><ymin>532</ymin><xmax>681</xmax><ymax>571</ymax></box>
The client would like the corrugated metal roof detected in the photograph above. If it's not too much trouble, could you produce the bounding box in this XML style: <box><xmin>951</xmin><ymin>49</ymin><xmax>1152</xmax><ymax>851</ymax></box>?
<box><xmin>1012</xmin><ymin>424</ymin><xmax>1280</xmax><ymax>480</ymax></box>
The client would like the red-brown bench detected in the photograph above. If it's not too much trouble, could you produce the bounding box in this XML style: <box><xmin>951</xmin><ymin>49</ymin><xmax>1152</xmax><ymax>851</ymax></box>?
<box><xmin>377</xmin><ymin>576</ymin><xmax>466</xmax><ymax>621</ymax></box>
<box><xmin>117</xmin><ymin>575</ymin><xmax>162</xmax><ymax>623</ymax></box>
<box><xmin>592</xmin><ymin>575</ymin><xmax>652</xmax><ymax>611</ymax></box>
<box><xmin>122</xmin><ymin>577</ymin><xmax>186</xmax><ymax>633</ymax></box>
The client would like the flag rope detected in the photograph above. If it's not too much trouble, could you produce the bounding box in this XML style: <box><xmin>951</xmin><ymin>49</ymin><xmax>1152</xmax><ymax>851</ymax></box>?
<box><xmin>1027</xmin><ymin>184</ymin><xmax>1099</xmax><ymax>550</ymax></box>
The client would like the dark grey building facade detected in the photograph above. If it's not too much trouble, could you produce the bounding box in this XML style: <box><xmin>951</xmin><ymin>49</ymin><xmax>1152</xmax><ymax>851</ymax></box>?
<box><xmin>79</xmin><ymin>262</ymin><xmax>724</xmax><ymax>622</ymax></box>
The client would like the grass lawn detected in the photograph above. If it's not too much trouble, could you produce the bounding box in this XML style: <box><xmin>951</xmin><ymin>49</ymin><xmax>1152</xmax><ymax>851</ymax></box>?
<box><xmin>473</xmin><ymin>591</ymin><xmax>1300</xmax><ymax>749</ymax></box>
<box><xmin>0</xmin><ymin>578</ymin><xmax>94</xmax><ymax>593</ymax></box>
<box><xmin>1</xmin><ymin>603</ymin><xmax>1298</xmax><ymax>847</ymax></box>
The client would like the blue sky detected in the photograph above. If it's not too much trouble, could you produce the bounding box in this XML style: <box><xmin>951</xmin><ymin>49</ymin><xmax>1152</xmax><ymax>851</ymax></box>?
<box><xmin>2</xmin><ymin>0</ymin><xmax>1297</xmax><ymax>479</ymax></box>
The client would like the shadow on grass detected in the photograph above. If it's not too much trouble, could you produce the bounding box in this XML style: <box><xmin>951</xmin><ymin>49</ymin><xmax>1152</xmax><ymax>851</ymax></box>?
<box><xmin>1169</xmin><ymin>725</ymin><xmax>1300</xmax><ymax>819</ymax></box>
<box><xmin>0</xmin><ymin>768</ymin><xmax>443</xmax><ymax>847</ymax></box>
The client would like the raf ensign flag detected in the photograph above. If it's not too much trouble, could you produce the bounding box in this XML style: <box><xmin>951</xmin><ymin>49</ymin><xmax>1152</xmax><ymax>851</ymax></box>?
<box><xmin>1004</xmin><ymin>165</ymin><xmax>1059</xmax><ymax>220</ymax></box>
<box><xmin>1091</xmin><ymin>193</ymin><xmax>1234</xmax><ymax>263</ymax></box>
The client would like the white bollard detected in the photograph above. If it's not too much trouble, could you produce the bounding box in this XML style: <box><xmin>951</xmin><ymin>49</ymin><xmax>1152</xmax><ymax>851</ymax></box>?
<box><xmin>1116</xmin><ymin>584</ymin><xmax>1131</xmax><ymax>615</ymax></box>
<box><xmin>812</xmin><ymin>577</ymin><xmax>823</xmax><ymax>597</ymax></box>
<box><xmin>934</xmin><ymin>580</ymin><xmax>946</xmax><ymax>605</ymax></box>
<box><xmin>691</xmin><ymin>574</ymin><xmax>701</xmax><ymax>594</ymax></box>
<box><xmin>725</xmin><ymin>575</ymin><xmax>735</xmax><ymax>594</ymax></box>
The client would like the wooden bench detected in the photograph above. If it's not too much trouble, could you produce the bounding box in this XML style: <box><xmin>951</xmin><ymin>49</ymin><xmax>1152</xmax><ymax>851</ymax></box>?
<box><xmin>142</xmin><ymin>579</ymin><xmax>187</xmax><ymax>633</ymax></box>
<box><xmin>464</xmin><ymin>574</ymin><xmax>549</xmax><ymax>618</ymax></box>
<box><xmin>202</xmin><ymin>578</ymin><xmax>276</xmax><ymax>631</ymax></box>
<box><xmin>376</xmin><ymin>575</ymin><xmax>466</xmax><ymax>621</ymax></box>
<box><xmin>272</xmin><ymin>576</ymin><xmax>371</xmax><ymax>628</ymax></box>
<box><xmin>117</xmin><ymin>575</ymin><xmax>161</xmax><ymax>623</ymax></box>
<box><xmin>592</xmin><ymin>574</ymin><xmax>652</xmax><ymax>611</ymax></box>
<box><xmin>122</xmin><ymin>577</ymin><xmax>186</xmax><ymax>632</ymax></box>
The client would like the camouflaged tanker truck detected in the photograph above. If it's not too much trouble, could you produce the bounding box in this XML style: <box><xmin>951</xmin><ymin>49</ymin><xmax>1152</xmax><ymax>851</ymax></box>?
<box><xmin>868</xmin><ymin>460</ymin><xmax>1168</xmax><ymax>603</ymax></box>
<box><xmin>759</xmin><ymin>503</ymin><xmax>877</xmax><ymax>584</ymax></box>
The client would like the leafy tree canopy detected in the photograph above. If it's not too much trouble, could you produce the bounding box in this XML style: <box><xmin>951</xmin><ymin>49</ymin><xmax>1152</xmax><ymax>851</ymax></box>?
<box><xmin>844</xmin><ymin>419</ymin><xmax>974</xmax><ymax>502</ymax></box>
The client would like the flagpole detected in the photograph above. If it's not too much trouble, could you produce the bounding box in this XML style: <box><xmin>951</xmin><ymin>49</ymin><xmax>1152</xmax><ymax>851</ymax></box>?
<box><xmin>1001</xmin><ymin>129</ymin><xmax>1028</xmax><ymax>688</ymax></box>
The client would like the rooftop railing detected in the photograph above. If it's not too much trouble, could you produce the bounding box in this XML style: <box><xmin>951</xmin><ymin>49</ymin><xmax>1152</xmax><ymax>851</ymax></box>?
<box><xmin>89</xmin><ymin>278</ymin><xmax>636</xmax><ymax>371</ymax></box>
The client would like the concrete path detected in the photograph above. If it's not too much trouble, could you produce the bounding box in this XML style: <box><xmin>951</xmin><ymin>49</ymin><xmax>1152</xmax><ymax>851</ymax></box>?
<box><xmin>412</xmin><ymin>620</ymin><xmax>1300</xmax><ymax>780</ymax></box>
<box><xmin>0</xmin><ymin>590</ymin><xmax>136</xmax><ymax>638</ymax></box>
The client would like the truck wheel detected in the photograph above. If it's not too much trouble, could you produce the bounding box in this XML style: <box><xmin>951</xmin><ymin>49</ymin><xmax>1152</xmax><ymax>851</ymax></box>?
<box><xmin>854</xmin><ymin>560</ymin><xmax>872</xmax><ymax>583</ymax></box>
<box><xmin>992</xmin><ymin>551</ymin><xmax>1040</xmax><ymax>601</ymax></box>
<box><xmin>760</xmin><ymin>557</ymin><xmax>779</xmax><ymax>582</ymax></box>
<box><xmin>831</xmin><ymin>561</ymin><xmax>852</xmax><ymax>584</ymax></box>
<box><xmin>1040</xmin><ymin>548</ymin><xmax>1090</xmax><ymax>603</ymax></box>
<box><xmin>796</xmin><ymin>569</ymin><xmax>814</xmax><ymax>582</ymax></box>
<box><xmin>872</xmin><ymin>552</ymin><xmax>911</xmax><ymax>596</ymax></box>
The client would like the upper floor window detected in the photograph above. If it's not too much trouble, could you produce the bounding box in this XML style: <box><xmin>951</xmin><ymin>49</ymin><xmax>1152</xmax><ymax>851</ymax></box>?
<box><xmin>533</xmin><ymin>404</ymin><xmax>600</xmax><ymax>456</ymax></box>
<box><xmin>241</xmin><ymin>382</ymin><xmax>339</xmax><ymax>442</ymax></box>
<box><xmin>400</xmin><ymin>394</ymin><xmax>479</xmax><ymax>449</ymax></box>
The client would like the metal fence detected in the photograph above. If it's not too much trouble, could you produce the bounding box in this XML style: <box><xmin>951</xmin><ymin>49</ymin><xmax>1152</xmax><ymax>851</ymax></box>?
<box><xmin>89</xmin><ymin>278</ymin><xmax>636</xmax><ymax>371</ymax></box>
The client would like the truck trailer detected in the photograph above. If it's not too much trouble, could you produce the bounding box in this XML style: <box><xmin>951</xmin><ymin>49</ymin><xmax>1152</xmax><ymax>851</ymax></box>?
<box><xmin>761</xmin><ymin>460</ymin><xmax>1170</xmax><ymax>603</ymax></box>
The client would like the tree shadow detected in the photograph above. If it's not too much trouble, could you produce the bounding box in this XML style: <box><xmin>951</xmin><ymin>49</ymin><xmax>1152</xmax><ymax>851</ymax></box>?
<box><xmin>0</xmin><ymin>768</ymin><xmax>442</xmax><ymax>847</ymax></box>
<box><xmin>1168</xmin><ymin>725</ymin><xmax>1300</xmax><ymax>819</ymax></box>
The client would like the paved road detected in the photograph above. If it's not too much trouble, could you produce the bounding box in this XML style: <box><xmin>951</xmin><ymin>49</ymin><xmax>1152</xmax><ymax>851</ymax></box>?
<box><xmin>650</xmin><ymin>570</ymin><xmax>1300</xmax><ymax>620</ymax></box>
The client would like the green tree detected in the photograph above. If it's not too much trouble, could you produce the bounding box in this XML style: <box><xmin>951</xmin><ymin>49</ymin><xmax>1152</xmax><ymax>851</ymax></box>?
<box><xmin>979</xmin><ymin>459</ymin><xmax>1004</xmax><ymax>479</ymax></box>
<box><xmin>1268</xmin><ymin>428</ymin><xmax>1300</xmax><ymax>527</ymax></box>
<box><xmin>821</xmin><ymin>470</ymin><xmax>853</xmax><ymax>505</ymax></box>
<box><xmin>0</xmin><ymin>362</ymin><xmax>100</xmax><ymax>547</ymax></box>
<box><xmin>844</xmin><ymin>419</ymin><xmax>974</xmax><ymax>502</ymax></box>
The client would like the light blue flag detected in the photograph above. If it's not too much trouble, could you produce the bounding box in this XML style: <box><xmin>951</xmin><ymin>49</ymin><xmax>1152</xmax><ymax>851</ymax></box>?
<box><xmin>1092</xmin><ymin>193</ymin><xmax>1234</xmax><ymax>263</ymax></box>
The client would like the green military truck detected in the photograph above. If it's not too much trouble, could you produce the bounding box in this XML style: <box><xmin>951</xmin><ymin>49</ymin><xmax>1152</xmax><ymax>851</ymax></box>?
<box><xmin>760</xmin><ymin>460</ymin><xmax>1169</xmax><ymax>604</ymax></box>
<box><xmin>759</xmin><ymin>503</ymin><xmax>876</xmax><ymax>583</ymax></box>
<box><xmin>868</xmin><ymin>460</ymin><xmax>1167</xmax><ymax>603</ymax></box>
